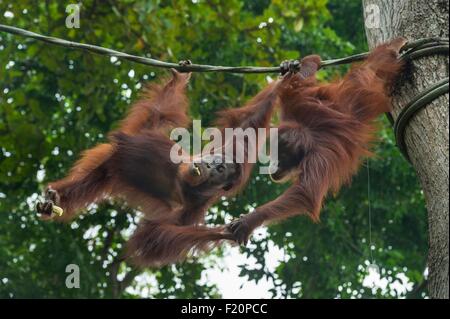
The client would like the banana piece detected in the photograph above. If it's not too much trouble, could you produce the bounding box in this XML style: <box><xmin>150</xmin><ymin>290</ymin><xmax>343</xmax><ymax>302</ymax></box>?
<box><xmin>52</xmin><ymin>205</ymin><xmax>64</xmax><ymax>217</ymax></box>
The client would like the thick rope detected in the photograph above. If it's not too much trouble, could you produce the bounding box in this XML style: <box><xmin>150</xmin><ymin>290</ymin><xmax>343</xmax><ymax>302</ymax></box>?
<box><xmin>0</xmin><ymin>23</ymin><xmax>447</xmax><ymax>73</ymax></box>
<box><xmin>385</xmin><ymin>38</ymin><xmax>449</xmax><ymax>121</ymax></box>
<box><xmin>0</xmin><ymin>23</ymin><xmax>448</xmax><ymax>162</ymax></box>
<box><xmin>387</xmin><ymin>38</ymin><xmax>449</xmax><ymax>162</ymax></box>
<box><xmin>393</xmin><ymin>78</ymin><xmax>449</xmax><ymax>161</ymax></box>
<box><xmin>0</xmin><ymin>24</ymin><xmax>278</xmax><ymax>73</ymax></box>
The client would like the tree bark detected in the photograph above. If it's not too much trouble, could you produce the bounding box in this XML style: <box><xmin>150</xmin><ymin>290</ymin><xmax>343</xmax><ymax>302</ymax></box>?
<box><xmin>363</xmin><ymin>0</ymin><xmax>449</xmax><ymax>299</ymax></box>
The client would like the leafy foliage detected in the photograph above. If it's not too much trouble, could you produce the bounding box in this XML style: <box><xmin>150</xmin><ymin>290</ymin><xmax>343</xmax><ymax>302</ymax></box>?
<box><xmin>0</xmin><ymin>0</ymin><xmax>427</xmax><ymax>298</ymax></box>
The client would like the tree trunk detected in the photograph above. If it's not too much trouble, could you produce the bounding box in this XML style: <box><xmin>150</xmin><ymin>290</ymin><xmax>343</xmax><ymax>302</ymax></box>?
<box><xmin>363</xmin><ymin>0</ymin><xmax>449</xmax><ymax>299</ymax></box>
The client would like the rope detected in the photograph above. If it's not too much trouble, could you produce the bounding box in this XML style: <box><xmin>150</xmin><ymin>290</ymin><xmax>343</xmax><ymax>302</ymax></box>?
<box><xmin>0</xmin><ymin>24</ymin><xmax>448</xmax><ymax>161</ymax></box>
<box><xmin>391</xmin><ymin>38</ymin><xmax>449</xmax><ymax>161</ymax></box>
<box><xmin>366</xmin><ymin>159</ymin><xmax>374</xmax><ymax>264</ymax></box>
<box><xmin>393</xmin><ymin>78</ymin><xmax>449</xmax><ymax>161</ymax></box>
<box><xmin>0</xmin><ymin>24</ymin><xmax>277</xmax><ymax>73</ymax></box>
<box><xmin>0</xmin><ymin>23</ymin><xmax>446</xmax><ymax>73</ymax></box>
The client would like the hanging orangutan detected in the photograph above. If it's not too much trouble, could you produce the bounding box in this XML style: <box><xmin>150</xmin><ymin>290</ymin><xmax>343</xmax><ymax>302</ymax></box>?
<box><xmin>227</xmin><ymin>37</ymin><xmax>408</xmax><ymax>245</ymax></box>
<box><xmin>37</xmin><ymin>68</ymin><xmax>280</xmax><ymax>266</ymax></box>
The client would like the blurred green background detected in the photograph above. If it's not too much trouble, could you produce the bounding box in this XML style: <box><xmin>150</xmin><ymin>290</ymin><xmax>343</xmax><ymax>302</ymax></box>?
<box><xmin>0</xmin><ymin>0</ymin><xmax>427</xmax><ymax>298</ymax></box>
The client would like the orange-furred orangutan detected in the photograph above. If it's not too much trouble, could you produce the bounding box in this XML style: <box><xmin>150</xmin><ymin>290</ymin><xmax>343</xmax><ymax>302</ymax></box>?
<box><xmin>37</xmin><ymin>69</ymin><xmax>279</xmax><ymax>266</ymax></box>
<box><xmin>227</xmin><ymin>37</ymin><xmax>408</xmax><ymax>245</ymax></box>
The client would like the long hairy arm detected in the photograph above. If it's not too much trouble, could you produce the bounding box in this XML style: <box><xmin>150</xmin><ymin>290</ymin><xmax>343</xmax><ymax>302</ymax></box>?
<box><xmin>118</xmin><ymin>69</ymin><xmax>192</xmax><ymax>135</ymax></box>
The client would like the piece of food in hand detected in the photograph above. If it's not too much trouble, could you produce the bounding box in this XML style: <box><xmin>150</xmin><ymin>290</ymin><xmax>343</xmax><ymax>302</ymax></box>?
<box><xmin>52</xmin><ymin>205</ymin><xmax>64</xmax><ymax>216</ymax></box>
